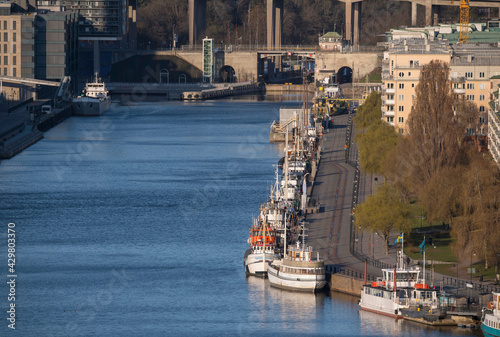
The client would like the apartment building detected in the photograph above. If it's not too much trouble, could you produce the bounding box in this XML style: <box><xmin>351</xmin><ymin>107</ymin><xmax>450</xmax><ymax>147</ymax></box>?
<box><xmin>0</xmin><ymin>1</ymin><xmax>77</xmax><ymax>81</ymax></box>
<box><xmin>381</xmin><ymin>38</ymin><xmax>450</xmax><ymax>133</ymax></box>
<box><xmin>489</xmin><ymin>83</ymin><xmax>500</xmax><ymax>166</ymax></box>
<box><xmin>382</xmin><ymin>36</ymin><xmax>500</xmax><ymax>136</ymax></box>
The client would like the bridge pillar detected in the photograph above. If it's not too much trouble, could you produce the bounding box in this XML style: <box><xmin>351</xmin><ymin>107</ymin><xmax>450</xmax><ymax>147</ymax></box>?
<box><xmin>411</xmin><ymin>2</ymin><xmax>417</xmax><ymax>26</ymax></box>
<box><xmin>425</xmin><ymin>0</ymin><xmax>432</xmax><ymax>26</ymax></box>
<box><xmin>353</xmin><ymin>2</ymin><xmax>361</xmax><ymax>47</ymax></box>
<box><xmin>267</xmin><ymin>0</ymin><xmax>283</xmax><ymax>49</ymax></box>
<box><xmin>93</xmin><ymin>40</ymin><xmax>100</xmax><ymax>75</ymax></box>
<box><xmin>345</xmin><ymin>1</ymin><xmax>352</xmax><ymax>45</ymax></box>
<box><xmin>189</xmin><ymin>0</ymin><xmax>207</xmax><ymax>46</ymax></box>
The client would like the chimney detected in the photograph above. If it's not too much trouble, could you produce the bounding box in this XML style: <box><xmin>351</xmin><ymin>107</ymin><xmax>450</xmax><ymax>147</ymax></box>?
<box><xmin>426</xmin><ymin>44</ymin><xmax>431</xmax><ymax>52</ymax></box>
<box><xmin>467</xmin><ymin>55</ymin><xmax>472</xmax><ymax>62</ymax></box>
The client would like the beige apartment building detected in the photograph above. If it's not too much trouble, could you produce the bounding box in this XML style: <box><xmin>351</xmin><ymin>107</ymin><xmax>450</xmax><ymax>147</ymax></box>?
<box><xmin>382</xmin><ymin>38</ymin><xmax>500</xmax><ymax>136</ymax></box>
<box><xmin>0</xmin><ymin>3</ymin><xmax>22</xmax><ymax>78</ymax></box>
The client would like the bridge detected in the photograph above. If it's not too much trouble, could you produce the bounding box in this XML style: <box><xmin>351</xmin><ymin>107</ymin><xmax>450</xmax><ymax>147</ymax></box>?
<box><xmin>110</xmin><ymin>46</ymin><xmax>381</xmax><ymax>85</ymax></box>
<box><xmin>188</xmin><ymin>0</ymin><xmax>500</xmax><ymax>49</ymax></box>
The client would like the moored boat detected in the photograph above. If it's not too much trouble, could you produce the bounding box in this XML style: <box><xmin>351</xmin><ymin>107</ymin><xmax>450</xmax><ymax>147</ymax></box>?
<box><xmin>267</xmin><ymin>225</ymin><xmax>326</xmax><ymax>292</ymax></box>
<box><xmin>244</xmin><ymin>219</ymin><xmax>279</xmax><ymax>277</ymax></box>
<box><xmin>359</xmin><ymin>250</ymin><xmax>438</xmax><ymax>318</ymax></box>
<box><xmin>73</xmin><ymin>73</ymin><xmax>111</xmax><ymax>116</ymax></box>
<box><xmin>482</xmin><ymin>292</ymin><xmax>500</xmax><ymax>337</ymax></box>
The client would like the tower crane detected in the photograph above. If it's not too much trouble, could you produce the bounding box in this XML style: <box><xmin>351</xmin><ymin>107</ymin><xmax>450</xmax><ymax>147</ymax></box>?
<box><xmin>451</xmin><ymin>0</ymin><xmax>470</xmax><ymax>43</ymax></box>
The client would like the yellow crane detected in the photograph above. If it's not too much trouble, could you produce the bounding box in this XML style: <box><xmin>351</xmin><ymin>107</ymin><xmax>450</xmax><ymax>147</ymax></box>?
<box><xmin>451</xmin><ymin>0</ymin><xmax>470</xmax><ymax>43</ymax></box>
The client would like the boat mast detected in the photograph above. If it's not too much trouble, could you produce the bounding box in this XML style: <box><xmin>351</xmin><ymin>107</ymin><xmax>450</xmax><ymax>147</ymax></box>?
<box><xmin>284</xmin><ymin>125</ymin><xmax>289</xmax><ymax>258</ymax></box>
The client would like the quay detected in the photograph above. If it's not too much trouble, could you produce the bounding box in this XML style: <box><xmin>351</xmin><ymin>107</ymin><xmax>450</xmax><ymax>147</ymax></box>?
<box><xmin>107</xmin><ymin>81</ymin><xmax>261</xmax><ymax>100</ymax></box>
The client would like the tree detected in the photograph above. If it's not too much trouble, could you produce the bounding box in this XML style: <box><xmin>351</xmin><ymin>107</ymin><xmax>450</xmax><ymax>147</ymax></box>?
<box><xmin>388</xmin><ymin>60</ymin><xmax>477</xmax><ymax>200</ymax></box>
<box><xmin>452</xmin><ymin>151</ymin><xmax>500</xmax><ymax>269</ymax></box>
<box><xmin>355</xmin><ymin>183</ymin><xmax>413</xmax><ymax>254</ymax></box>
<box><xmin>357</xmin><ymin>120</ymin><xmax>399</xmax><ymax>175</ymax></box>
<box><xmin>353</xmin><ymin>91</ymin><xmax>382</xmax><ymax>130</ymax></box>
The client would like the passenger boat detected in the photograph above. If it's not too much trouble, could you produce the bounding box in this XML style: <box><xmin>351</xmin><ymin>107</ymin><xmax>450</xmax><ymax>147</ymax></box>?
<box><xmin>359</xmin><ymin>250</ymin><xmax>438</xmax><ymax>318</ymax></box>
<box><xmin>72</xmin><ymin>73</ymin><xmax>111</xmax><ymax>116</ymax></box>
<box><xmin>244</xmin><ymin>219</ymin><xmax>279</xmax><ymax>277</ymax></box>
<box><xmin>482</xmin><ymin>292</ymin><xmax>500</xmax><ymax>337</ymax></box>
<box><xmin>267</xmin><ymin>225</ymin><xmax>326</xmax><ymax>292</ymax></box>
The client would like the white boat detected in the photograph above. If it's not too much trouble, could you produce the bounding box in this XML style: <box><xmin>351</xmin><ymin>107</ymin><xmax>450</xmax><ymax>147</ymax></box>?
<box><xmin>73</xmin><ymin>73</ymin><xmax>111</xmax><ymax>116</ymax></box>
<box><xmin>482</xmin><ymin>292</ymin><xmax>500</xmax><ymax>337</ymax></box>
<box><xmin>244</xmin><ymin>219</ymin><xmax>279</xmax><ymax>277</ymax></box>
<box><xmin>359</xmin><ymin>249</ymin><xmax>438</xmax><ymax>318</ymax></box>
<box><xmin>267</xmin><ymin>225</ymin><xmax>326</xmax><ymax>292</ymax></box>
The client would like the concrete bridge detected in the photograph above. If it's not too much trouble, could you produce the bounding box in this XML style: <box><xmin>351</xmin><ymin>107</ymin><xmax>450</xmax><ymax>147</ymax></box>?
<box><xmin>111</xmin><ymin>47</ymin><xmax>380</xmax><ymax>84</ymax></box>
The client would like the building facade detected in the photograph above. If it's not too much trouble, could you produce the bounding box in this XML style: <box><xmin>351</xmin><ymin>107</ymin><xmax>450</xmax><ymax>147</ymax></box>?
<box><xmin>489</xmin><ymin>83</ymin><xmax>500</xmax><ymax>166</ymax></box>
<box><xmin>0</xmin><ymin>2</ymin><xmax>78</xmax><ymax>81</ymax></box>
<box><xmin>381</xmin><ymin>36</ymin><xmax>500</xmax><ymax>136</ymax></box>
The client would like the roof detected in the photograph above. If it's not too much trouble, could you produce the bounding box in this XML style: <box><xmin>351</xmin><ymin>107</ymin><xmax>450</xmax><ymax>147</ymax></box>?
<box><xmin>320</xmin><ymin>32</ymin><xmax>341</xmax><ymax>39</ymax></box>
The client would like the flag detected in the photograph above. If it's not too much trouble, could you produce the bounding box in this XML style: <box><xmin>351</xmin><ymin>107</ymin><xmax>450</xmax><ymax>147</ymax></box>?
<box><xmin>392</xmin><ymin>234</ymin><xmax>403</xmax><ymax>247</ymax></box>
<box><xmin>419</xmin><ymin>237</ymin><xmax>426</xmax><ymax>255</ymax></box>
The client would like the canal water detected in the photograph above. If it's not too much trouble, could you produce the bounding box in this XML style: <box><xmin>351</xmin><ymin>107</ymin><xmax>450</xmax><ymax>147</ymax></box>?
<box><xmin>0</xmin><ymin>96</ymin><xmax>479</xmax><ymax>336</ymax></box>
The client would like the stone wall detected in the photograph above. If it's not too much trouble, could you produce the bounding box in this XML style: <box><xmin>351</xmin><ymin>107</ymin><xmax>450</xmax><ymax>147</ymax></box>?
<box><xmin>329</xmin><ymin>273</ymin><xmax>364</xmax><ymax>297</ymax></box>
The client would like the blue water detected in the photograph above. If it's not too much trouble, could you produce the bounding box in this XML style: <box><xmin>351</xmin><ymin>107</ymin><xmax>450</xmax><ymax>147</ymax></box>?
<box><xmin>0</xmin><ymin>96</ymin><xmax>480</xmax><ymax>336</ymax></box>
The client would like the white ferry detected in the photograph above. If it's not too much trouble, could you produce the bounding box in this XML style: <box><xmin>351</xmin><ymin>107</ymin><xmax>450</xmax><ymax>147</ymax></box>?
<box><xmin>359</xmin><ymin>251</ymin><xmax>438</xmax><ymax>318</ymax></box>
<box><xmin>73</xmin><ymin>73</ymin><xmax>111</xmax><ymax>116</ymax></box>
<box><xmin>267</xmin><ymin>225</ymin><xmax>326</xmax><ymax>292</ymax></box>
<box><xmin>482</xmin><ymin>292</ymin><xmax>500</xmax><ymax>337</ymax></box>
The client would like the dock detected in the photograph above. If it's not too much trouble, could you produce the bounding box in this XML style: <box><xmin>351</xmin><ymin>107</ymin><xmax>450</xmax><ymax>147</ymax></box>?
<box><xmin>107</xmin><ymin>82</ymin><xmax>261</xmax><ymax>100</ymax></box>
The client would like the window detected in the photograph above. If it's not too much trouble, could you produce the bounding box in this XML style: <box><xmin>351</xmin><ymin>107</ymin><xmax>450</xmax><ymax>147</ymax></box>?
<box><xmin>479</xmin><ymin>72</ymin><xmax>485</xmax><ymax>78</ymax></box>
<box><xmin>3</xmin><ymin>56</ymin><xmax>7</xmax><ymax>65</ymax></box>
<box><xmin>467</xmin><ymin>83</ymin><xmax>475</xmax><ymax>89</ymax></box>
<box><xmin>480</xmin><ymin>95</ymin><xmax>485</xmax><ymax>101</ymax></box>
<box><xmin>398</xmin><ymin>117</ymin><xmax>404</xmax><ymax>123</ymax></box>
<box><xmin>387</xmin><ymin>117</ymin><xmax>394</xmax><ymax>123</ymax></box>
<box><xmin>12</xmin><ymin>21</ymin><xmax>15</xmax><ymax>30</ymax></box>
<box><xmin>12</xmin><ymin>33</ymin><xmax>16</xmax><ymax>42</ymax></box>
<box><xmin>408</xmin><ymin>72</ymin><xmax>411</xmax><ymax>77</ymax></box>
<box><xmin>3</xmin><ymin>32</ymin><xmax>7</xmax><ymax>42</ymax></box>
<box><xmin>398</xmin><ymin>106</ymin><xmax>404</xmax><ymax>112</ymax></box>
<box><xmin>12</xmin><ymin>44</ymin><xmax>15</xmax><ymax>53</ymax></box>
<box><xmin>3</xmin><ymin>21</ymin><xmax>6</xmax><ymax>30</ymax></box>
<box><xmin>387</xmin><ymin>105</ymin><xmax>394</xmax><ymax>111</ymax></box>
<box><xmin>12</xmin><ymin>68</ymin><xmax>16</xmax><ymax>77</ymax></box>
<box><xmin>387</xmin><ymin>94</ymin><xmax>394</xmax><ymax>100</ymax></box>
<box><xmin>387</xmin><ymin>83</ymin><xmax>394</xmax><ymax>89</ymax></box>
<box><xmin>399</xmin><ymin>83</ymin><xmax>404</xmax><ymax>89</ymax></box>
<box><xmin>479</xmin><ymin>117</ymin><xmax>486</xmax><ymax>123</ymax></box>
<box><xmin>466</xmin><ymin>95</ymin><xmax>474</xmax><ymax>101</ymax></box>
<box><xmin>398</xmin><ymin>95</ymin><xmax>404</xmax><ymax>100</ymax></box>
<box><xmin>412</xmin><ymin>83</ymin><xmax>415</xmax><ymax>88</ymax></box>
<box><xmin>399</xmin><ymin>72</ymin><xmax>404</xmax><ymax>77</ymax></box>
<box><xmin>410</xmin><ymin>60</ymin><xmax>414</xmax><ymax>68</ymax></box>
<box><xmin>465</xmin><ymin>72</ymin><xmax>473</xmax><ymax>78</ymax></box>
<box><xmin>479</xmin><ymin>106</ymin><xmax>485</xmax><ymax>112</ymax></box>
<box><xmin>480</xmin><ymin>83</ymin><xmax>485</xmax><ymax>90</ymax></box>
<box><xmin>12</xmin><ymin>56</ymin><xmax>16</xmax><ymax>65</ymax></box>
<box><xmin>411</xmin><ymin>94</ymin><xmax>415</xmax><ymax>100</ymax></box>
<box><xmin>3</xmin><ymin>68</ymin><xmax>5</xmax><ymax>76</ymax></box>
<box><xmin>3</xmin><ymin>44</ymin><xmax>5</xmax><ymax>53</ymax></box>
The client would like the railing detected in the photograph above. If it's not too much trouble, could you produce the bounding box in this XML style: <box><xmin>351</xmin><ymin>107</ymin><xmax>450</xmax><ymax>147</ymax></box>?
<box><xmin>179</xmin><ymin>44</ymin><xmax>383</xmax><ymax>53</ymax></box>
<box><xmin>325</xmin><ymin>264</ymin><xmax>378</xmax><ymax>282</ymax></box>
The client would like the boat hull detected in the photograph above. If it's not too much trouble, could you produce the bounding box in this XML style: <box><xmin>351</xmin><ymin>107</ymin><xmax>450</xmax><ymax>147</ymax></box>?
<box><xmin>244</xmin><ymin>252</ymin><xmax>277</xmax><ymax>277</ymax></box>
<box><xmin>359</xmin><ymin>293</ymin><xmax>402</xmax><ymax>319</ymax></box>
<box><xmin>72</xmin><ymin>97</ymin><xmax>110</xmax><ymax>116</ymax></box>
<box><xmin>482</xmin><ymin>318</ymin><xmax>500</xmax><ymax>337</ymax></box>
<box><xmin>267</xmin><ymin>264</ymin><xmax>326</xmax><ymax>292</ymax></box>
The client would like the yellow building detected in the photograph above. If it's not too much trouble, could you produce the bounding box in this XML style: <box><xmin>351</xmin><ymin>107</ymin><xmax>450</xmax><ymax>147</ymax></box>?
<box><xmin>0</xmin><ymin>3</ymin><xmax>21</xmax><ymax>78</ymax></box>
<box><xmin>382</xmin><ymin>38</ymin><xmax>500</xmax><ymax>136</ymax></box>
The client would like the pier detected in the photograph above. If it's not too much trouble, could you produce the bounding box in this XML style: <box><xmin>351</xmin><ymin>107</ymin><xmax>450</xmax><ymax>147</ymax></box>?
<box><xmin>107</xmin><ymin>81</ymin><xmax>261</xmax><ymax>100</ymax></box>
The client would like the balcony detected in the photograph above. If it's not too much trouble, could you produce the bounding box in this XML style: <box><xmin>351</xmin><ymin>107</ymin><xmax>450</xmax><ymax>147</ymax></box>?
<box><xmin>385</xmin><ymin>99</ymin><xmax>395</xmax><ymax>105</ymax></box>
<box><xmin>384</xmin><ymin>88</ymin><xmax>395</xmax><ymax>94</ymax></box>
<box><xmin>453</xmin><ymin>88</ymin><xmax>466</xmax><ymax>94</ymax></box>
<box><xmin>383</xmin><ymin>110</ymin><xmax>395</xmax><ymax>116</ymax></box>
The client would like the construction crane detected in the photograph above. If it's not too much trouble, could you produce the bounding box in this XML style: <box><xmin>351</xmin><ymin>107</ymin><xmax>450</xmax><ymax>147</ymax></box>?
<box><xmin>451</xmin><ymin>0</ymin><xmax>470</xmax><ymax>43</ymax></box>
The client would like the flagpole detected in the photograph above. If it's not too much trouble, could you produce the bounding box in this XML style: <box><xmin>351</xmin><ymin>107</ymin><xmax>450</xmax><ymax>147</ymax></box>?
<box><xmin>401</xmin><ymin>233</ymin><xmax>404</xmax><ymax>268</ymax></box>
<box><xmin>423</xmin><ymin>235</ymin><xmax>426</xmax><ymax>289</ymax></box>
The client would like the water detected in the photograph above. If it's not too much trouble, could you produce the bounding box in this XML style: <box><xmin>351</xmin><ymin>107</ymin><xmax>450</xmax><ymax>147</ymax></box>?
<box><xmin>0</xmin><ymin>96</ymin><xmax>480</xmax><ymax>336</ymax></box>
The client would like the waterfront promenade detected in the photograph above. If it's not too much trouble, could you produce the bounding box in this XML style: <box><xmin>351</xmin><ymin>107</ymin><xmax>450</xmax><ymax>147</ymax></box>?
<box><xmin>306</xmin><ymin>112</ymin><xmax>500</xmax><ymax>300</ymax></box>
